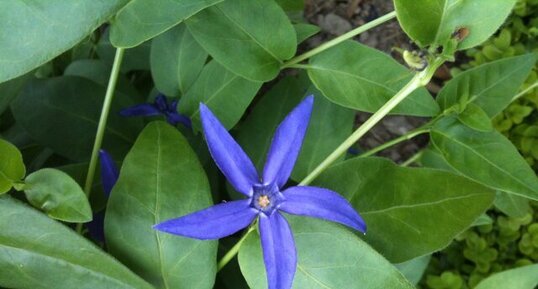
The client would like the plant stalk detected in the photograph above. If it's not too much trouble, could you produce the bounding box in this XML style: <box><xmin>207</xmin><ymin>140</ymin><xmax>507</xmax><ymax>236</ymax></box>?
<box><xmin>358</xmin><ymin>128</ymin><xmax>430</xmax><ymax>158</ymax></box>
<box><xmin>217</xmin><ymin>226</ymin><xmax>255</xmax><ymax>272</ymax></box>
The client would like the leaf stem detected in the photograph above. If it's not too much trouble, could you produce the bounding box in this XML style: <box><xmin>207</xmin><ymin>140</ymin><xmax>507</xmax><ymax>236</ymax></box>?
<box><xmin>401</xmin><ymin>150</ymin><xmax>425</xmax><ymax>167</ymax></box>
<box><xmin>299</xmin><ymin>58</ymin><xmax>445</xmax><ymax>186</ymax></box>
<box><xmin>76</xmin><ymin>48</ymin><xmax>125</xmax><ymax>234</ymax></box>
<box><xmin>217</xmin><ymin>225</ymin><xmax>256</xmax><ymax>272</ymax></box>
<box><xmin>359</xmin><ymin>127</ymin><xmax>430</xmax><ymax>158</ymax></box>
<box><xmin>511</xmin><ymin>81</ymin><xmax>538</xmax><ymax>102</ymax></box>
<box><xmin>281</xmin><ymin>11</ymin><xmax>397</xmax><ymax>68</ymax></box>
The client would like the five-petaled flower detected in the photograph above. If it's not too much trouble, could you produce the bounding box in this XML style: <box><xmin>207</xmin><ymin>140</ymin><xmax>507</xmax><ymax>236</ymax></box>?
<box><xmin>120</xmin><ymin>93</ymin><xmax>191</xmax><ymax>128</ymax></box>
<box><xmin>154</xmin><ymin>96</ymin><xmax>366</xmax><ymax>289</ymax></box>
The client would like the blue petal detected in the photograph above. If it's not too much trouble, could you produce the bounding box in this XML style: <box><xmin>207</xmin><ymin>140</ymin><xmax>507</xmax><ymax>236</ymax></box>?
<box><xmin>200</xmin><ymin>103</ymin><xmax>259</xmax><ymax>196</ymax></box>
<box><xmin>86</xmin><ymin>210</ymin><xmax>105</xmax><ymax>243</ymax></box>
<box><xmin>153</xmin><ymin>200</ymin><xmax>257</xmax><ymax>240</ymax></box>
<box><xmin>98</xmin><ymin>149</ymin><xmax>119</xmax><ymax>197</ymax></box>
<box><xmin>279</xmin><ymin>186</ymin><xmax>367</xmax><ymax>233</ymax></box>
<box><xmin>259</xmin><ymin>212</ymin><xmax>297</xmax><ymax>289</ymax></box>
<box><xmin>154</xmin><ymin>93</ymin><xmax>168</xmax><ymax>111</ymax></box>
<box><xmin>263</xmin><ymin>96</ymin><xmax>314</xmax><ymax>188</ymax></box>
<box><xmin>166</xmin><ymin>113</ymin><xmax>192</xmax><ymax>128</ymax></box>
<box><xmin>168</xmin><ymin>100</ymin><xmax>179</xmax><ymax>112</ymax></box>
<box><xmin>119</xmin><ymin>103</ymin><xmax>161</xmax><ymax>117</ymax></box>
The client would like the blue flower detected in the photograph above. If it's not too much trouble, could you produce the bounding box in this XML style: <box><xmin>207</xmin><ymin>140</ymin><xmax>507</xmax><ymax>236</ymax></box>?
<box><xmin>120</xmin><ymin>93</ymin><xmax>191</xmax><ymax>128</ymax></box>
<box><xmin>154</xmin><ymin>96</ymin><xmax>366</xmax><ymax>289</ymax></box>
<box><xmin>86</xmin><ymin>150</ymin><xmax>119</xmax><ymax>242</ymax></box>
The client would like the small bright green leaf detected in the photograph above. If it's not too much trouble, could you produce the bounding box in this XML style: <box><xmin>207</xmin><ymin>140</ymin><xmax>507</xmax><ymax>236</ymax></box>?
<box><xmin>307</xmin><ymin>41</ymin><xmax>439</xmax><ymax>116</ymax></box>
<box><xmin>471</xmin><ymin>214</ymin><xmax>493</xmax><ymax>227</ymax></box>
<box><xmin>313</xmin><ymin>157</ymin><xmax>495</xmax><ymax>262</ymax></box>
<box><xmin>180</xmin><ymin>60</ymin><xmax>262</xmax><ymax>130</ymax></box>
<box><xmin>239</xmin><ymin>216</ymin><xmax>415</xmax><ymax>289</ymax></box>
<box><xmin>474</xmin><ymin>264</ymin><xmax>538</xmax><ymax>289</ymax></box>
<box><xmin>150</xmin><ymin>24</ymin><xmax>208</xmax><ymax>97</ymax></box>
<box><xmin>431</xmin><ymin>117</ymin><xmax>538</xmax><ymax>201</ymax></box>
<box><xmin>0</xmin><ymin>196</ymin><xmax>153</xmax><ymax>289</ymax></box>
<box><xmin>110</xmin><ymin>0</ymin><xmax>222</xmax><ymax>48</ymax></box>
<box><xmin>23</xmin><ymin>168</ymin><xmax>92</xmax><ymax>223</ymax></box>
<box><xmin>11</xmin><ymin>76</ymin><xmax>143</xmax><ymax>161</ymax></box>
<box><xmin>236</xmin><ymin>75</ymin><xmax>310</xmax><ymax>171</ymax></box>
<box><xmin>0</xmin><ymin>139</ymin><xmax>25</xmax><ymax>194</ymax></box>
<box><xmin>494</xmin><ymin>191</ymin><xmax>531</xmax><ymax>218</ymax></box>
<box><xmin>294</xmin><ymin>23</ymin><xmax>320</xmax><ymax>44</ymax></box>
<box><xmin>105</xmin><ymin>121</ymin><xmax>217</xmax><ymax>289</ymax></box>
<box><xmin>0</xmin><ymin>0</ymin><xmax>129</xmax><ymax>83</ymax></box>
<box><xmin>394</xmin><ymin>0</ymin><xmax>517</xmax><ymax>49</ymax></box>
<box><xmin>437</xmin><ymin>55</ymin><xmax>536</xmax><ymax>117</ymax></box>
<box><xmin>457</xmin><ymin>103</ymin><xmax>493</xmax><ymax>132</ymax></box>
<box><xmin>395</xmin><ymin>255</ymin><xmax>431</xmax><ymax>285</ymax></box>
<box><xmin>186</xmin><ymin>0</ymin><xmax>297</xmax><ymax>81</ymax></box>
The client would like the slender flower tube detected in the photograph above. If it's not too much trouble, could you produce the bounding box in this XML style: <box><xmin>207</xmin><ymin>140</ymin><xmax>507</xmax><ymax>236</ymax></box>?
<box><xmin>120</xmin><ymin>93</ymin><xmax>191</xmax><ymax>128</ymax></box>
<box><xmin>154</xmin><ymin>96</ymin><xmax>366</xmax><ymax>289</ymax></box>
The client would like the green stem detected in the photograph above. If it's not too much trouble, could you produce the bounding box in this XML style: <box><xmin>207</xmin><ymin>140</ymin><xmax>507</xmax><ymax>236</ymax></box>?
<box><xmin>299</xmin><ymin>57</ymin><xmax>445</xmax><ymax>186</ymax></box>
<box><xmin>401</xmin><ymin>150</ymin><xmax>424</xmax><ymax>167</ymax></box>
<box><xmin>511</xmin><ymin>81</ymin><xmax>538</xmax><ymax>102</ymax></box>
<box><xmin>217</xmin><ymin>225</ymin><xmax>255</xmax><ymax>272</ymax></box>
<box><xmin>76</xmin><ymin>48</ymin><xmax>125</xmax><ymax>234</ymax></box>
<box><xmin>359</xmin><ymin>128</ymin><xmax>430</xmax><ymax>158</ymax></box>
<box><xmin>281</xmin><ymin>11</ymin><xmax>397</xmax><ymax>68</ymax></box>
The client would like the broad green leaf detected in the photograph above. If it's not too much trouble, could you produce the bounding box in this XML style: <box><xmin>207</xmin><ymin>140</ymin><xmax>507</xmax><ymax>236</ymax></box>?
<box><xmin>236</xmin><ymin>75</ymin><xmax>310</xmax><ymax>171</ymax></box>
<box><xmin>291</xmin><ymin>89</ymin><xmax>355</xmax><ymax>181</ymax></box>
<box><xmin>313</xmin><ymin>157</ymin><xmax>495</xmax><ymax>262</ymax></box>
<box><xmin>294</xmin><ymin>23</ymin><xmax>320</xmax><ymax>44</ymax></box>
<box><xmin>0</xmin><ymin>73</ymin><xmax>33</xmax><ymax>114</ymax></box>
<box><xmin>0</xmin><ymin>139</ymin><xmax>25</xmax><ymax>194</ymax></box>
<box><xmin>150</xmin><ymin>24</ymin><xmax>208</xmax><ymax>97</ymax></box>
<box><xmin>395</xmin><ymin>255</ymin><xmax>431</xmax><ymax>285</ymax></box>
<box><xmin>239</xmin><ymin>216</ymin><xmax>415</xmax><ymax>289</ymax></box>
<box><xmin>179</xmin><ymin>60</ymin><xmax>262</xmax><ymax>130</ymax></box>
<box><xmin>105</xmin><ymin>121</ymin><xmax>217</xmax><ymax>289</ymax></box>
<box><xmin>0</xmin><ymin>0</ymin><xmax>129</xmax><ymax>83</ymax></box>
<box><xmin>23</xmin><ymin>168</ymin><xmax>92</xmax><ymax>223</ymax></box>
<box><xmin>186</xmin><ymin>0</ymin><xmax>297</xmax><ymax>81</ymax></box>
<box><xmin>457</xmin><ymin>103</ymin><xmax>493</xmax><ymax>132</ymax></box>
<box><xmin>307</xmin><ymin>41</ymin><xmax>439</xmax><ymax>116</ymax></box>
<box><xmin>275</xmin><ymin>0</ymin><xmax>304</xmax><ymax>11</ymax></box>
<box><xmin>0</xmin><ymin>196</ymin><xmax>153</xmax><ymax>289</ymax></box>
<box><xmin>97</xmin><ymin>31</ymin><xmax>151</xmax><ymax>72</ymax></box>
<box><xmin>110</xmin><ymin>0</ymin><xmax>222</xmax><ymax>48</ymax></box>
<box><xmin>11</xmin><ymin>76</ymin><xmax>143</xmax><ymax>161</ymax></box>
<box><xmin>474</xmin><ymin>264</ymin><xmax>538</xmax><ymax>289</ymax></box>
<box><xmin>494</xmin><ymin>191</ymin><xmax>531</xmax><ymax>218</ymax></box>
<box><xmin>437</xmin><ymin>55</ymin><xmax>536</xmax><ymax>117</ymax></box>
<box><xmin>418</xmin><ymin>145</ymin><xmax>453</xmax><ymax>171</ymax></box>
<box><xmin>394</xmin><ymin>0</ymin><xmax>517</xmax><ymax>49</ymax></box>
<box><xmin>431</xmin><ymin>117</ymin><xmax>538</xmax><ymax>200</ymax></box>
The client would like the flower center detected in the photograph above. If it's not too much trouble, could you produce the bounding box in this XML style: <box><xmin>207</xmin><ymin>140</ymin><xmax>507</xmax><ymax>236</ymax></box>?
<box><xmin>250</xmin><ymin>183</ymin><xmax>283</xmax><ymax>215</ymax></box>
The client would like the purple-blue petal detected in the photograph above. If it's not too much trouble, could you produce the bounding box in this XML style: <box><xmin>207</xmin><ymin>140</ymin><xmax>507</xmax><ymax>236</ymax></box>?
<box><xmin>86</xmin><ymin>210</ymin><xmax>105</xmax><ymax>243</ymax></box>
<box><xmin>263</xmin><ymin>96</ymin><xmax>314</xmax><ymax>188</ymax></box>
<box><xmin>153</xmin><ymin>200</ymin><xmax>257</xmax><ymax>240</ymax></box>
<box><xmin>279</xmin><ymin>186</ymin><xmax>367</xmax><ymax>233</ymax></box>
<box><xmin>119</xmin><ymin>103</ymin><xmax>161</xmax><ymax>117</ymax></box>
<box><xmin>154</xmin><ymin>93</ymin><xmax>168</xmax><ymax>111</ymax></box>
<box><xmin>259</xmin><ymin>212</ymin><xmax>297</xmax><ymax>289</ymax></box>
<box><xmin>200</xmin><ymin>103</ymin><xmax>259</xmax><ymax>196</ymax></box>
<box><xmin>166</xmin><ymin>113</ymin><xmax>192</xmax><ymax>128</ymax></box>
<box><xmin>168</xmin><ymin>100</ymin><xmax>179</xmax><ymax>112</ymax></box>
<box><xmin>98</xmin><ymin>149</ymin><xmax>119</xmax><ymax>197</ymax></box>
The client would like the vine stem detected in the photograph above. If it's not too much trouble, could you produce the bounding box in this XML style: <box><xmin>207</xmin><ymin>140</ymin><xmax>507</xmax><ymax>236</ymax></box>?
<box><xmin>76</xmin><ymin>48</ymin><xmax>125</xmax><ymax>234</ymax></box>
<box><xmin>401</xmin><ymin>150</ymin><xmax>424</xmax><ymax>167</ymax></box>
<box><xmin>511</xmin><ymin>81</ymin><xmax>538</xmax><ymax>102</ymax></box>
<box><xmin>281</xmin><ymin>11</ymin><xmax>397</xmax><ymax>68</ymax></box>
<box><xmin>358</xmin><ymin>127</ymin><xmax>430</xmax><ymax>158</ymax></box>
<box><xmin>217</xmin><ymin>226</ymin><xmax>255</xmax><ymax>272</ymax></box>
<box><xmin>299</xmin><ymin>57</ymin><xmax>445</xmax><ymax>186</ymax></box>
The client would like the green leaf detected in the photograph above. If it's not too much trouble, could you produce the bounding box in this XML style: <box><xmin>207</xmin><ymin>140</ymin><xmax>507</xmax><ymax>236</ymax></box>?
<box><xmin>431</xmin><ymin>117</ymin><xmax>538</xmax><ymax>200</ymax></box>
<box><xmin>0</xmin><ymin>0</ymin><xmax>129</xmax><ymax>83</ymax></box>
<box><xmin>238</xmin><ymin>216</ymin><xmax>415</xmax><ymax>289</ymax></box>
<box><xmin>457</xmin><ymin>103</ymin><xmax>493</xmax><ymax>132</ymax></box>
<box><xmin>105</xmin><ymin>121</ymin><xmax>217</xmax><ymax>289</ymax></box>
<box><xmin>0</xmin><ymin>73</ymin><xmax>33</xmax><ymax>114</ymax></box>
<box><xmin>0</xmin><ymin>139</ymin><xmax>25</xmax><ymax>194</ymax></box>
<box><xmin>11</xmin><ymin>76</ymin><xmax>143</xmax><ymax>161</ymax></box>
<box><xmin>394</xmin><ymin>0</ymin><xmax>517</xmax><ymax>49</ymax></box>
<box><xmin>150</xmin><ymin>24</ymin><xmax>208</xmax><ymax>97</ymax></box>
<box><xmin>471</xmin><ymin>214</ymin><xmax>493</xmax><ymax>227</ymax></box>
<box><xmin>236</xmin><ymin>75</ymin><xmax>310</xmax><ymax>171</ymax></box>
<box><xmin>186</xmin><ymin>0</ymin><xmax>297</xmax><ymax>81</ymax></box>
<box><xmin>437</xmin><ymin>55</ymin><xmax>536</xmax><ymax>117</ymax></box>
<box><xmin>313</xmin><ymin>157</ymin><xmax>495</xmax><ymax>262</ymax></box>
<box><xmin>275</xmin><ymin>0</ymin><xmax>304</xmax><ymax>11</ymax></box>
<box><xmin>494</xmin><ymin>191</ymin><xmax>531</xmax><ymax>218</ymax></box>
<box><xmin>23</xmin><ymin>168</ymin><xmax>92</xmax><ymax>223</ymax></box>
<box><xmin>474</xmin><ymin>264</ymin><xmax>538</xmax><ymax>289</ymax></box>
<box><xmin>307</xmin><ymin>41</ymin><xmax>439</xmax><ymax>116</ymax></box>
<box><xmin>179</xmin><ymin>60</ymin><xmax>262</xmax><ymax>130</ymax></box>
<box><xmin>294</xmin><ymin>23</ymin><xmax>320</xmax><ymax>44</ymax></box>
<box><xmin>0</xmin><ymin>196</ymin><xmax>153</xmax><ymax>289</ymax></box>
<box><xmin>97</xmin><ymin>31</ymin><xmax>152</xmax><ymax>72</ymax></box>
<box><xmin>291</xmin><ymin>89</ymin><xmax>355</xmax><ymax>181</ymax></box>
<box><xmin>110</xmin><ymin>0</ymin><xmax>222</xmax><ymax>48</ymax></box>
<box><xmin>395</xmin><ymin>255</ymin><xmax>431</xmax><ymax>285</ymax></box>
